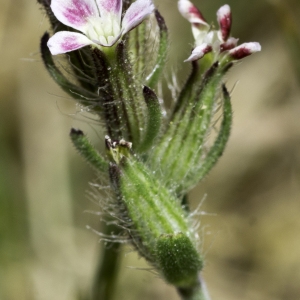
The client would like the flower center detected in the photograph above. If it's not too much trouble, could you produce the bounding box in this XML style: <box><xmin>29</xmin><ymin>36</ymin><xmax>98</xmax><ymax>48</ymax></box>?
<box><xmin>86</xmin><ymin>14</ymin><xmax>121</xmax><ymax>46</ymax></box>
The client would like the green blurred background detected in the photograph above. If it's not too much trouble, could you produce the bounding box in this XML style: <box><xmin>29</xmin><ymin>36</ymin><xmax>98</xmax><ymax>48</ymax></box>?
<box><xmin>1</xmin><ymin>0</ymin><xmax>300</xmax><ymax>299</ymax></box>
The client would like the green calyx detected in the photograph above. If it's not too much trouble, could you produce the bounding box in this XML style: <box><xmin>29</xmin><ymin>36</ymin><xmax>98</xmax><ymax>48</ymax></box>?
<box><xmin>106</xmin><ymin>138</ymin><xmax>203</xmax><ymax>287</ymax></box>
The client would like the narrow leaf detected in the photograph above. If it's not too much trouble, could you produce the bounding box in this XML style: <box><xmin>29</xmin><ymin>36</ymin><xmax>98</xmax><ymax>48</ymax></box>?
<box><xmin>146</xmin><ymin>9</ymin><xmax>168</xmax><ymax>88</ymax></box>
<box><xmin>185</xmin><ymin>84</ymin><xmax>232</xmax><ymax>186</ymax></box>
<box><xmin>40</xmin><ymin>32</ymin><xmax>97</xmax><ymax>107</ymax></box>
<box><xmin>137</xmin><ymin>86</ymin><xmax>162</xmax><ymax>153</ymax></box>
<box><xmin>70</xmin><ymin>128</ymin><xmax>108</xmax><ymax>173</ymax></box>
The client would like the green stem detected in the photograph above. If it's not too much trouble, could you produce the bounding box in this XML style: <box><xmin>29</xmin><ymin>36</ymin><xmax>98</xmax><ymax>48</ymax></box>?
<box><xmin>177</xmin><ymin>276</ymin><xmax>211</xmax><ymax>300</ymax></box>
<box><xmin>91</xmin><ymin>223</ymin><xmax>122</xmax><ymax>300</ymax></box>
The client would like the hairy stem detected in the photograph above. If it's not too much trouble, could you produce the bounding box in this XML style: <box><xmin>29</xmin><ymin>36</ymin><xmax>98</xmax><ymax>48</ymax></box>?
<box><xmin>177</xmin><ymin>275</ymin><xmax>211</xmax><ymax>300</ymax></box>
<box><xmin>91</xmin><ymin>223</ymin><xmax>122</xmax><ymax>300</ymax></box>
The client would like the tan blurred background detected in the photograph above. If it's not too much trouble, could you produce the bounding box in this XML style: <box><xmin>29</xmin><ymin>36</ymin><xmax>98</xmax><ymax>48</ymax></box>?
<box><xmin>1</xmin><ymin>0</ymin><xmax>300</xmax><ymax>299</ymax></box>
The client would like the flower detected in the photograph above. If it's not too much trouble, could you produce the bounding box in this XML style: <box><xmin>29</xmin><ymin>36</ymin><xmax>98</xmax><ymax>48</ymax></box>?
<box><xmin>178</xmin><ymin>0</ymin><xmax>261</xmax><ymax>61</ymax></box>
<box><xmin>47</xmin><ymin>0</ymin><xmax>155</xmax><ymax>55</ymax></box>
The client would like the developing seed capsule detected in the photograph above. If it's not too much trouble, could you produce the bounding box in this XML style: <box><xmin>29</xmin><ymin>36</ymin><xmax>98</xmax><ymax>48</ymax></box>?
<box><xmin>106</xmin><ymin>137</ymin><xmax>204</xmax><ymax>288</ymax></box>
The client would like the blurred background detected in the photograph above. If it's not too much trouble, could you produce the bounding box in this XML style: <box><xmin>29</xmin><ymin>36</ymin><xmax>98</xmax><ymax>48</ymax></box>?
<box><xmin>0</xmin><ymin>0</ymin><xmax>300</xmax><ymax>299</ymax></box>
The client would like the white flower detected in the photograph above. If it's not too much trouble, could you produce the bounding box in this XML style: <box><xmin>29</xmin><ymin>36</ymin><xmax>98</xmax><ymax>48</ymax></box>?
<box><xmin>47</xmin><ymin>0</ymin><xmax>155</xmax><ymax>55</ymax></box>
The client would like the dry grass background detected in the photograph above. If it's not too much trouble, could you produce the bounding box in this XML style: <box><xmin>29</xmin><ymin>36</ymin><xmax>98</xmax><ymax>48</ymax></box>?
<box><xmin>0</xmin><ymin>0</ymin><xmax>300</xmax><ymax>299</ymax></box>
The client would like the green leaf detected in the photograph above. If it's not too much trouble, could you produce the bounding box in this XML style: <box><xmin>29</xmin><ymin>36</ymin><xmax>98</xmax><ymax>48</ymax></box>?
<box><xmin>137</xmin><ymin>86</ymin><xmax>162</xmax><ymax>153</ymax></box>
<box><xmin>150</xmin><ymin>62</ymin><xmax>229</xmax><ymax>195</ymax></box>
<box><xmin>184</xmin><ymin>84</ymin><xmax>232</xmax><ymax>187</ymax></box>
<box><xmin>146</xmin><ymin>9</ymin><xmax>169</xmax><ymax>88</ymax></box>
<box><xmin>70</xmin><ymin>128</ymin><xmax>108</xmax><ymax>173</ymax></box>
<box><xmin>40</xmin><ymin>32</ymin><xmax>98</xmax><ymax>107</ymax></box>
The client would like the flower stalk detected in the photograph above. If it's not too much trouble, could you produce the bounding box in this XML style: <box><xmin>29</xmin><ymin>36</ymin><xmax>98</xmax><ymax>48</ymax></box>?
<box><xmin>38</xmin><ymin>0</ymin><xmax>261</xmax><ymax>298</ymax></box>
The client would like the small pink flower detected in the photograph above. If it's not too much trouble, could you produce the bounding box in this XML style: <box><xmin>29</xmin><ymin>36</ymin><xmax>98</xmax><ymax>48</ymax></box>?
<box><xmin>47</xmin><ymin>0</ymin><xmax>155</xmax><ymax>55</ymax></box>
<box><xmin>178</xmin><ymin>0</ymin><xmax>261</xmax><ymax>62</ymax></box>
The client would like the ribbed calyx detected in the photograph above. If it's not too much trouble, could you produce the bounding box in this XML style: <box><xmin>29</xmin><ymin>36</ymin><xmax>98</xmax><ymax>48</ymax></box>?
<box><xmin>106</xmin><ymin>137</ymin><xmax>203</xmax><ymax>288</ymax></box>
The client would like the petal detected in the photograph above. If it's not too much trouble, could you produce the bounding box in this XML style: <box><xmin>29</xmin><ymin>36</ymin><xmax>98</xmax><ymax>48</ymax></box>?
<box><xmin>216</xmin><ymin>4</ymin><xmax>231</xmax><ymax>42</ymax></box>
<box><xmin>51</xmin><ymin>0</ymin><xmax>99</xmax><ymax>33</ymax></box>
<box><xmin>194</xmin><ymin>30</ymin><xmax>209</xmax><ymax>46</ymax></box>
<box><xmin>121</xmin><ymin>0</ymin><xmax>155</xmax><ymax>35</ymax></box>
<box><xmin>191</xmin><ymin>23</ymin><xmax>209</xmax><ymax>42</ymax></box>
<box><xmin>178</xmin><ymin>0</ymin><xmax>209</xmax><ymax>28</ymax></box>
<box><xmin>228</xmin><ymin>42</ymin><xmax>261</xmax><ymax>60</ymax></box>
<box><xmin>220</xmin><ymin>37</ymin><xmax>238</xmax><ymax>52</ymax></box>
<box><xmin>96</xmin><ymin>0</ymin><xmax>122</xmax><ymax>22</ymax></box>
<box><xmin>47</xmin><ymin>31</ymin><xmax>95</xmax><ymax>55</ymax></box>
<box><xmin>184</xmin><ymin>43</ymin><xmax>212</xmax><ymax>62</ymax></box>
<box><xmin>178</xmin><ymin>0</ymin><xmax>210</xmax><ymax>41</ymax></box>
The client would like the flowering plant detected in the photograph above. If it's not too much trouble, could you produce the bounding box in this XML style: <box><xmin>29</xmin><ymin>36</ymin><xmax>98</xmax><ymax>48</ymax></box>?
<box><xmin>38</xmin><ymin>0</ymin><xmax>261</xmax><ymax>299</ymax></box>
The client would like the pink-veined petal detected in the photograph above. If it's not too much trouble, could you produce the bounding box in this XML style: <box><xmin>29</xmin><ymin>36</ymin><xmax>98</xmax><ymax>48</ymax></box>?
<box><xmin>220</xmin><ymin>37</ymin><xmax>238</xmax><ymax>52</ymax></box>
<box><xmin>216</xmin><ymin>4</ymin><xmax>231</xmax><ymax>42</ymax></box>
<box><xmin>178</xmin><ymin>0</ymin><xmax>210</xmax><ymax>41</ymax></box>
<box><xmin>47</xmin><ymin>31</ymin><xmax>95</xmax><ymax>55</ymax></box>
<box><xmin>51</xmin><ymin>0</ymin><xmax>99</xmax><ymax>33</ymax></box>
<box><xmin>97</xmin><ymin>0</ymin><xmax>122</xmax><ymax>22</ymax></box>
<box><xmin>228</xmin><ymin>42</ymin><xmax>261</xmax><ymax>60</ymax></box>
<box><xmin>121</xmin><ymin>0</ymin><xmax>155</xmax><ymax>35</ymax></box>
<box><xmin>184</xmin><ymin>43</ymin><xmax>212</xmax><ymax>62</ymax></box>
<box><xmin>178</xmin><ymin>0</ymin><xmax>209</xmax><ymax>28</ymax></box>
